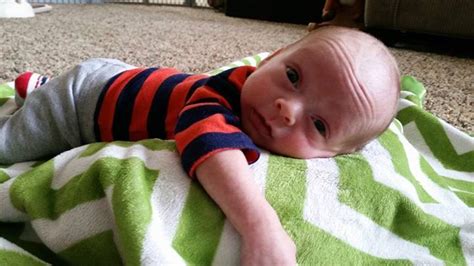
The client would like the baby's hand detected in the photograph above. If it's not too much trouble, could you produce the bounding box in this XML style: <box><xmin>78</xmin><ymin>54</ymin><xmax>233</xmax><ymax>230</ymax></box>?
<box><xmin>240</xmin><ymin>222</ymin><xmax>297</xmax><ymax>266</ymax></box>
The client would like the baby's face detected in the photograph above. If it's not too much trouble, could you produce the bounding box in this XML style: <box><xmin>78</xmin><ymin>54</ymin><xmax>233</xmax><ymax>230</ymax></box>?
<box><xmin>240</xmin><ymin>34</ymin><xmax>396</xmax><ymax>158</ymax></box>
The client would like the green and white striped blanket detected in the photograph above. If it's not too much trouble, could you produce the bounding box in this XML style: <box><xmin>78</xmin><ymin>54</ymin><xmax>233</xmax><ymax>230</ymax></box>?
<box><xmin>0</xmin><ymin>54</ymin><xmax>473</xmax><ymax>265</ymax></box>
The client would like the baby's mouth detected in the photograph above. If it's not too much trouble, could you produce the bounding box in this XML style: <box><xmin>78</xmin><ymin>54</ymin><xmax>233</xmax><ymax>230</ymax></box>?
<box><xmin>251</xmin><ymin>109</ymin><xmax>272</xmax><ymax>138</ymax></box>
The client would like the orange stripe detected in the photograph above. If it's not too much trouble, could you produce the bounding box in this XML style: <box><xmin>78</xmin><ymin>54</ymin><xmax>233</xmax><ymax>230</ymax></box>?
<box><xmin>98</xmin><ymin>68</ymin><xmax>143</xmax><ymax>142</ymax></box>
<box><xmin>128</xmin><ymin>68</ymin><xmax>180</xmax><ymax>141</ymax></box>
<box><xmin>187</xmin><ymin>85</ymin><xmax>232</xmax><ymax>110</ymax></box>
<box><xmin>228</xmin><ymin>66</ymin><xmax>254</xmax><ymax>93</ymax></box>
<box><xmin>174</xmin><ymin>113</ymin><xmax>240</xmax><ymax>153</ymax></box>
<box><xmin>180</xmin><ymin>101</ymin><xmax>221</xmax><ymax>113</ymax></box>
<box><xmin>165</xmin><ymin>74</ymin><xmax>208</xmax><ymax>139</ymax></box>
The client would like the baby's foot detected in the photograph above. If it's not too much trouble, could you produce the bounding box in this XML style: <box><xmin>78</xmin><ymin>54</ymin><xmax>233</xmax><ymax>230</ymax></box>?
<box><xmin>14</xmin><ymin>72</ymin><xmax>49</xmax><ymax>106</ymax></box>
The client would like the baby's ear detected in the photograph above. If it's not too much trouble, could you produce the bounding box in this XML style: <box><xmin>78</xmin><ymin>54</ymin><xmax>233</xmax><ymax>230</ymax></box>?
<box><xmin>258</xmin><ymin>48</ymin><xmax>285</xmax><ymax>67</ymax></box>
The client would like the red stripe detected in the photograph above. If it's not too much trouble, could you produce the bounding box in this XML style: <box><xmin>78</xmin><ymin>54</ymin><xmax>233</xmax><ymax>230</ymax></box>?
<box><xmin>228</xmin><ymin>66</ymin><xmax>255</xmax><ymax>93</ymax></box>
<box><xmin>15</xmin><ymin>72</ymin><xmax>33</xmax><ymax>98</ymax></box>
<box><xmin>174</xmin><ymin>110</ymin><xmax>241</xmax><ymax>153</ymax></box>
<box><xmin>98</xmin><ymin>68</ymin><xmax>143</xmax><ymax>141</ymax></box>
<box><xmin>187</xmin><ymin>85</ymin><xmax>232</xmax><ymax>110</ymax></box>
<box><xmin>129</xmin><ymin>68</ymin><xmax>180</xmax><ymax>141</ymax></box>
<box><xmin>165</xmin><ymin>74</ymin><xmax>208</xmax><ymax>139</ymax></box>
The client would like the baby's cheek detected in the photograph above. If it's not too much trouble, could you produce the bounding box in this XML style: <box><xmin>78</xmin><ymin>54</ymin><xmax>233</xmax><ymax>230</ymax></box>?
<box><xmin>272</xmin><ymin>137</ymin><xmax>316</xmax><ymax>158</ymax></box>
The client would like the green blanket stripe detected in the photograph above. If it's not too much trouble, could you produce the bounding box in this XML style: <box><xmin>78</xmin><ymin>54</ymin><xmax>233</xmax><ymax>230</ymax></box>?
<box><xmin>108</xmin><ymin>158</ymin><xmax>158</xmax><ymax>266</ymax></box>
<box><xmin>31</xmin><ymin>161</ymin><xmax>46</xmax><ymax>168</ymax></box>
<box><xmin>400</xmin><ymin>76</ymin><xmax>425</xmax><ymax>106</ymax></box>
<box><xmin>80</xmin><ymin>140</ymin><xmax>177</xmax><ymax>158</ymax></box>
<box><xmin>0</xmin><ymin>171</ymin><xmax>9</xmax><ymax>183</ymax></box>
<box><xmin>0</xmin><ymin>98</ymin><xmax>10</xmax><ymax>107</ymax></box>
<box><xmin>397</xmin><ymin>106</ymin><xmax>473</xmax><ymax>171</ymax></box>
<box><xmin>265</xmin><ymin>156</ymin><xmax>409</xmax><ymax>265</ymax></box>
<box><xmin>0</xmin><ymin>83</ymin><xmax>14</xmax><ymax>108</ymax></box>
<box><xmin>336</xmin><ymin>155</ymin><xmax>465</xmax><ymax>264</ymax></box>
<box><xmin>0</xmin><ymin>83</ymin><xmax>14</xmax><ymax>98</ymax></box>
<box><xmin>10</xmin><ymin>161</ymin><xmax>55</xmax><ymax>218</ymax></box>
<box><xmin>419</xmin><ymin>158</ymin><xmax>474</xmax><ymax>207</ymax></box>
<box><xmin>173</xmin><ymin>183</ymin><xmax>225</xmax><ymax>265</ymax></box>
<box><xmin>417</xmin><ymin>157</ymin><xmax>449</xmax><ymax>189</ymax></box>
<box><xmin>379</xmin><ymin>131</ymin><xmax>437</xmax><ymax>203</ymax></box>
<box><xmin>48</xmin><ymin>161</ymin><xmax>111</xmax><ymax>217</ymax></box>
<box><xmin>0</xmin><ymin>249</ymin><xmax>48</xmax><ymax>266</ymax></box>
<box><xmin>58</xmin><ymin>230</ymin><xmax>122</xmax><ymax>266</ymax></box>
<box><xmin>241</xmin><ymin>58</ymin><xmax>252</xmax><ymax>66</ymax></box>
<box><xmin>10</xmin><ymin>158</ymin><xmax>112</xmax><ymax>219</ymax></box>
<box><xmin>48</xmin><ymin>156</ymin><xmax>159</xmax><ymax>219</ymax></box>
<box><xmin>80</xmin><ymin>143</ymin><xmax>109</xmax><ymax>157</ymax></box>
<box><xmin>0</xmin><ymin>223</ymin><xmax>63</xmax><ymax>265</ymax></box>
<box><xmin>454</xmin><ymin>191</ymin><xmax>474</xmax><ymax>207</ymax></box>
<box><xmin>10</xmin><ymin>157</ymin><xmax>158</xmax><ymax>265</ymax></box>
<box><xmin>421</xmin><ymin>156</ymin><xmax>474</xmax><ymax>193</ymax></box>
<box><xmin>206</xmin><ymin>54</ymin><xmax>263</xmax><ymax>76</ymax></box>
<box><xmin>253</xmin><ymin>54</ymin><xmax>263</xmax><ymax>65</ymax></box>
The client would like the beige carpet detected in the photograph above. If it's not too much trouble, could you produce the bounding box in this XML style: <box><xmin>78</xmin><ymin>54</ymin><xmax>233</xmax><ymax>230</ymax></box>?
<box><xmin>0</xmin><ymin>4</ymin><xmax>472</xmax><ymax>133</ymax></box>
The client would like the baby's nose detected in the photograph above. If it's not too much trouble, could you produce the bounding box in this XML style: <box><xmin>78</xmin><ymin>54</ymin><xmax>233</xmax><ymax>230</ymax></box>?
<box><xmin>275</xmin><ymin>98</ymin><xmax>301</xmax><ymax>126</ymax></box>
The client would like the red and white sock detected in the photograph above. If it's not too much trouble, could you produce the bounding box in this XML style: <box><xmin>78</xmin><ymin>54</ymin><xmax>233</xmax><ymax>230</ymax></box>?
<box><xmin>14</xmin><ymin>72</ymin><xmax>50</xmax><ymax>106</ymax></box>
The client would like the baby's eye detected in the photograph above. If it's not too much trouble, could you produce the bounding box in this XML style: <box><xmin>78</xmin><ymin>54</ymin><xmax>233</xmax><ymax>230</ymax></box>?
<box><xmin>314</xmin><ymin>119</ymin><xmax>326</xmax><ymax>136</ymax></box>
<box><xmin>286</xmin><ymin>67</ymin><xmax>299</xmax><ymax>87</ymax></box>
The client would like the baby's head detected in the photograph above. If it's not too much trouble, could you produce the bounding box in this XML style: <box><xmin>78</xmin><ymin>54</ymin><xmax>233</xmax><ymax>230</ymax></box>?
<box><xmin>240</xmin><ymin>26</ymin><xmax>400</xmax><ymax>158</ymax></box>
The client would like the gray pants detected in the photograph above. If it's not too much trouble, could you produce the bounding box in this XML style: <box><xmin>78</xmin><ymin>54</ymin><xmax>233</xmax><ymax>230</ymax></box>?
<box><xmin>0</xmin><ymin>58</ymin><xmax>135</xmax><ymax>164</ymax></box>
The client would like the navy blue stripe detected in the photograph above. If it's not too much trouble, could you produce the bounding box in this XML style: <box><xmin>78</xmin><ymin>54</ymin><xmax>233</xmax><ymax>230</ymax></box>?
<box><xmin>112</xmin><ymin>68</ymin><xmax>158</xmax><ymax>140</ymax></box>
<box><xmin>93</xmin><ymin>71</ymin><xmax>123</xmax><ymax>141</ymax></box>
<box><xmin>40</xmin><ymin>76</ymin><xmax>48</xmax><ymax>86</ymax></box>
<box><xmin>187</xmin><ymin>98</ymin><xmax>220</xmax><ymax>105</ymax></box>
<box><xmin>203</xmin><ymin>68</ymin><xmax>242</xmax><ymax>115</ymax></box>
<box><xmin>184</xmin><ymin>77</ymin><xmax>208</xmax><ymax>102</ymax></box>
<box><xmin>181</xmin><ymin>132</ymin><xmax>259</xmax><ymax>176</ymax></box>
<box><xmin>174</xmin><ymin>105</ymin><xmax>240</xmax><ymax>134</ymax></box>
<box><xmin>148</xmin><ymin>73</ymin><xmax>191</xmax><ymax>139</ymax></box>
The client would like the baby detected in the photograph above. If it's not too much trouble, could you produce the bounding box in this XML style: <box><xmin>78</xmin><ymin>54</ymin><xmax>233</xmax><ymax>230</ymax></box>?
<box><xmin>0</xmin><ymin>26</ymin><xmax>399</xmax><ymax>264</ymax></box>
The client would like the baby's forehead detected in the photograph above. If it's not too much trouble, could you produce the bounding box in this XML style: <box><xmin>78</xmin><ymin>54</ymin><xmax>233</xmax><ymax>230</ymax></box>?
<box><xmin>297</xmin><ymin>29</ymin><xmax>390</xmax><ymax>63</ymax></box>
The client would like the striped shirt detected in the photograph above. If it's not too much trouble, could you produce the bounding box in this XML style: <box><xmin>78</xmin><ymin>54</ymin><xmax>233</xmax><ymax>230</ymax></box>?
<box><xmin>93</xmin><ymin>66</ymin><xmax>260</xmax><ymax>177</ymax></box>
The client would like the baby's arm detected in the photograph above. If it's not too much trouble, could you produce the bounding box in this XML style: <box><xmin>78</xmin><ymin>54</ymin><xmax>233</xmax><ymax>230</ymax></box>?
<box><xmin>196</xmin><ymin>149</ymin><xmax>296</xmax><ymax>265</ymax></box>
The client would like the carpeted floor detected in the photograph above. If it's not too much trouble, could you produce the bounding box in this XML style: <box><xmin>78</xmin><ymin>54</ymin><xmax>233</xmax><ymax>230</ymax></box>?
<box><xmin>0</xmin><ymin>4</ymin><xmax>472</xmax><ymax>133</ymax></box>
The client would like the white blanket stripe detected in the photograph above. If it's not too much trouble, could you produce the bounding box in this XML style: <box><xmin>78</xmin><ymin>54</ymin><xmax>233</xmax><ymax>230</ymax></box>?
<box><xmin>403</xmin><ymin>122</ymin><xmax>473</xmax><ymax>181</ymax></box>
<box><xmin>141</xmin><ymin>152</ymin><xmax>189</xmax><ymax>265</ymax></box>
<box><xmin>304</xmin><ymin>159</ymin><xmax>443</xmax><ymax>264</ymax></box>
<box><xmin>460</xmin><ymin>225</ymin><xmax>474</xmax><ymax>266</ymax></box>
<box><xmin>0</xmin><ymin>161</ymin><xmax>36</xmax><ymax>179</ymax></box>
<box><xmin>397</xmin><ymin>98</ymin><xmax>417</xmax><ymax>112</ymax></box>
<box><xmin>32</xmin><ymin>198</ymin><xmax>112</xmax><ymax>252</ymax></box>
<box><xmin>363</xmin><ymin>140</ymin><xmax>474</xmax><ymax>226</ymax></box>
<box><xmin>52</xmin><ymin>144</ymin><xmax>176</xmax><ymax>189</ymax></box>
<box><xmin>211</xmin><ymin>221</ymin><xmax>240</xmax><ymax>266</ymax></box>
<box><xmin>440</xmin><ymin>119</ymin><xmax>474</xmax><ymax>155</ymax></box>
<box><xmin>396</xmin><ymin>129</ymin><xmax>469</xmax><ymax>207</ymax></box>
<box><xmin>0</xmin><ymin>178</ymin><xmax>30</xmax><ymax>222</ymax></box>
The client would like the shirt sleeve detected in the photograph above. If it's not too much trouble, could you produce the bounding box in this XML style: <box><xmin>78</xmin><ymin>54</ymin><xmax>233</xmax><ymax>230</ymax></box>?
<box><xmin>174</xmin><ymin>67</ymin><xmax>260</xmax><ymax>178</ymax></box>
